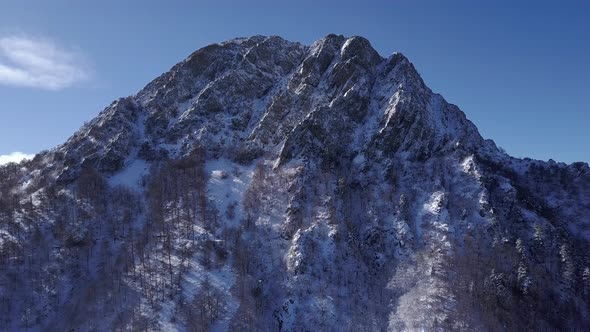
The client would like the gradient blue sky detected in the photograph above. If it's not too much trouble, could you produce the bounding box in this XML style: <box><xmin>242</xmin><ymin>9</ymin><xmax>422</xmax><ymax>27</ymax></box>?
<box><xmin>0</xmin><ymin>0</ymin><xmax>588</xmax><ymax>163</ymax></box>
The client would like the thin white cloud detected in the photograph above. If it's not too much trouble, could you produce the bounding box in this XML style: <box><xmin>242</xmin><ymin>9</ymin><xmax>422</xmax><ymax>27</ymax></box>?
<box><xmin>0</xmin><ymin>35</ymin><xmax>91</xmax><ymax>90</ymax></box>
<box><xmin>0</xmin><ymin>152</ymin><xmax>34</xmax><ymax>165</ymax></box>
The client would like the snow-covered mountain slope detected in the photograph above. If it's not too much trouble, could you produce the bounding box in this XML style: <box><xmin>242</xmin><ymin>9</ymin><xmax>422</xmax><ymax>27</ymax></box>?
<box><xmin>1</xmin><ymin>34</ymin><xmax>589</xmax><ymax>331</ymax></box>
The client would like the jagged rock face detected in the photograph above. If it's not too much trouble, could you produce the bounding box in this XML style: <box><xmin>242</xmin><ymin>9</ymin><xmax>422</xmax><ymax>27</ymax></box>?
<box><xmin>1</xmin><ymin>35</ymin><xmax>589</xmax><ymax>331</ymax></box>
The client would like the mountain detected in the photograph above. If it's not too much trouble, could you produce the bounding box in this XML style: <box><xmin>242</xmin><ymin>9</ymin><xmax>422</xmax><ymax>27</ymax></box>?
<box><xmin>1</xmin><ymin>34</ymin><xmax>589</xmax><ymax>331</ymax></box>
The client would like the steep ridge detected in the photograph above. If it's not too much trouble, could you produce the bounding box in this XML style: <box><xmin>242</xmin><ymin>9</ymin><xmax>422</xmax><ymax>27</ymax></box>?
<box><xmin>0</xmin><ymin>35</ymin><xmax>589</xmax><ymax>331</ymax></box>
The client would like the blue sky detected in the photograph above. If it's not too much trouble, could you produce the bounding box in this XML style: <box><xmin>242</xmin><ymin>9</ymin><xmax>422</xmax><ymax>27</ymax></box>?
<box><xmin>0</xmin><ymin>0</ymin><xmax>588</xmax><ymax>163</ymax></box>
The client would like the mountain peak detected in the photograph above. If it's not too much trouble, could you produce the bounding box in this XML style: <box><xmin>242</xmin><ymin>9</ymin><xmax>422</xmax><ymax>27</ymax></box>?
<box><xmin>340</xmin><ymin>35</ymin><xmax>382</xmax><ymax>63</ymax></box>
<box><xmin>50</xmin><ymin>35</ymin><xmax>490</xmax><ymax>180</ymax></box>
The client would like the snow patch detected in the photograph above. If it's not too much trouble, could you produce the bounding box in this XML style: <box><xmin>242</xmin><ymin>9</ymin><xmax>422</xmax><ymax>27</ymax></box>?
<box><xmin>205</xmin><ymin>159</ymin><xmax>255</xmax><ymax>226</ymax></box>
<box><xmin>109</xmin><ymin>159</ymin><xmax>148</xmax><ymax>190</ymax></box>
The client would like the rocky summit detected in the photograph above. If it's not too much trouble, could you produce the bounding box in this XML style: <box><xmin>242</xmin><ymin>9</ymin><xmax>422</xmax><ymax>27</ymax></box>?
<box><xmin>1</xmin><ymin>35</ymin><xmax>589</xmax><ymax>331</ymax></box>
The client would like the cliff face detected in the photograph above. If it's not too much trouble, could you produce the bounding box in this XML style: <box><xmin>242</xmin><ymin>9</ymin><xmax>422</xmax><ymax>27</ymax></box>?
<box><xmin>1</xmin><ymin>34</ymin><xmax>589</xmax><ymax>331</ymax></box>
